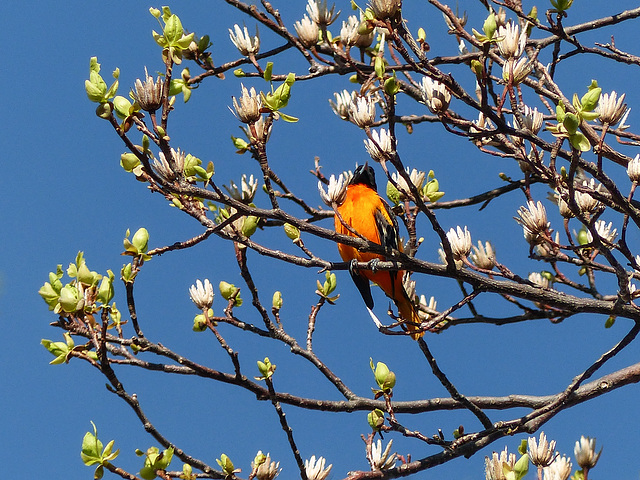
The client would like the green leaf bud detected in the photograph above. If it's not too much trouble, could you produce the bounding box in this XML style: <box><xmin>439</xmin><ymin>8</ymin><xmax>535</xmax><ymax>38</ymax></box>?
<box><xmin>131</xmin><ymin>228</ymin><xmax>149</xmax><ymax>254</ymax></box>
<box><xmin>193</xmin><ymin>310</ymin><xmax>212</xmax><ymax>332</ymax></box>
<box><xmin>580</xmin><ymin>84</ymin><xmax>601</xmax><ymax>112</ymax></box>
<box><xmin>59</xmin><ymin>284</ymin><xmax>83</xmax><ymax>313</ymax></box>
<box><xmin>374</xmin><ymin>56</ymin><xmax>385</xmax><ymax>79</ymax></box>
<box><xmin>367</xmin><ymin>408</ymin><xmax>385</xmax><ymax>431</ymax></box>
<box><xmin>216</xmin><ymin>454</ymin><xmax>236</xmax><ymax>477</ymax></box>
<box><xmin>562</xmin><ymin>112</ymin><xmax>579</xmax><ymax>135</ymax></box>
<box><xmin>483</xmin><ymin>12</ymin><xmax>497</xmax><ymax>40</ymax></box>
<box><xmin>113</xmin><ymin>95</ymin><xmax>132</xmax><ymax>119</ymax></box>
<box><xmin>163</xmin><ymin>14</ymin><xmax>184</xmax><ymax>44</ymax></box>
<box><xmin>97</xmin><ymin>270</ymin><xmax>115</xmax><ymax>304</ymax></box>
<box><xmin>39</xmin><ymin>282</ymin><xmax>61</xmax><ymax>310</ymax></box>
<box><xmin>284</xmin><ymin>223</ymin><xmax>300</xmax><ymax>241</ymax></box>
<box><xmin>121</xmin><ymin>263</ymin><xmax>134</xmax><ymax>283</ymax></box>
<box><xmin>96</xmin><ymin>103</ymin><xmax>112</xmax><ymax>119</ymax></box>
<box><xmin>384</xmin><ymin>75</ymin><xmax>400</xmax><ymax>96</ymax></box>
<box><xmin>513</xmin><ymin>453</ymin><xmax>529</xmax><ymax>480</ymax></box>
<box><xmin>241</xmin><ymin>215</ymin><xmax>259</xmax><ymax>237</ymax></box>
<box><xmin>256</xmin><ymin>357</ymin><xmax>276</xmax><ymax>379</ymax></box>
<box><xmin>577</xmin><ymin>226</ymin><xmax>590</xmax><ymax>246</ymax></box>
<box><xmin>219</xmin><ymin>281</ymin><xmax>242</xmax><ymax>306</ymax></box>
<box><xmin>371</xmin><ymin>359</ymin><xmax>396</xmax><ymax>392</ymax></box>
<box><xmin>386</xmin><ymin>181</ymin><xmax>400</xmax><ymax>206</ymax></box>
<box><xmin>470</xmin><ymin>59</ymin><xmax>484</xmax><ymax>79</ymax></box>
<box><xmin>149</xmin><ymin>7</ymin><xmax>161</xmax><ymax>18</ymax></box>
<box><xmin>231</xmin><ymin>136</ymin><xmax>249</xmax><ymax>153</ymax></box>
<box><xmin>120</xmin><ymin>153</ymin><xmax>141</xmax><ymax>172</ymax></box>
<box><xmin>272</xmin><ymin>291</ymin><xmax>283</xmax><ymax>309</ymax></box>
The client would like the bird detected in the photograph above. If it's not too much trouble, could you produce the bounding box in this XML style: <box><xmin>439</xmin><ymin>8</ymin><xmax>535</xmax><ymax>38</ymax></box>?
<box><xmin>334</xmin><ymin>163</ymin><xmax>424</xmax><ymax>339</ymax></box>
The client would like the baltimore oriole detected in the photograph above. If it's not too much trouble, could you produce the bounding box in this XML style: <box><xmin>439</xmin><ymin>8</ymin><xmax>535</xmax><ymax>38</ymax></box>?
<box><xmin>335</xmin><ymin>164</ymin><xmax>424</xmax><ymax>339</ymax></box>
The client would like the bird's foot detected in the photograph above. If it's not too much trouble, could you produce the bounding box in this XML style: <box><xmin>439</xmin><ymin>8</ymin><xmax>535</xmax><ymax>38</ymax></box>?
<box><xmin>368</xmin><ymin>258</ymin><xmax>381</xmax><ymax>273</ymax></box>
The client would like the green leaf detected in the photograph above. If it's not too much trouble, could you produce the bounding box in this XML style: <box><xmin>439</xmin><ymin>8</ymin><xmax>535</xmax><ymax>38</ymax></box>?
<box><xmin>164</xmin><ymin>14</ymin><xmax>184</xmax><ymax>44</ymax></box>
<box><xmin>264</xmin><ymin>62</ymin><xmax>273</xmax><ymax>82</ymax></box>
<box><xmin>569</xmin><ymin>132</ymin><xmax>591</xmax><ymax>151</ymax></box>
<box><xmin>563</xmin><ymin>112</ymin><xmax>579</xmax><ymax>134</ymax></box>
<box><xmin>513</xmin><ymin>453</ymin><xmax>529</xmax><ymax>480</ymax></box>
<box><xmin>81</xmin><ymin>422</ymin><xmax>103</xmax><ymax>466</ymax></box>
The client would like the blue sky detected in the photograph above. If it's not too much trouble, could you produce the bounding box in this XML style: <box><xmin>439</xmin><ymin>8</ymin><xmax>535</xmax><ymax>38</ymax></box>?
<box><xmin>3</xmin><ymin>1</ymin><xmax>640</xmax><ymax>479</ymax></box>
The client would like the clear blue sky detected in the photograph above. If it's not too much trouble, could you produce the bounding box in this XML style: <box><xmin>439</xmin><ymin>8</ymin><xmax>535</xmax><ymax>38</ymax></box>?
<box><xmin>2</xmin><ymin>1</ymin><xmax>640</xmax><ymax>479</ymax></box>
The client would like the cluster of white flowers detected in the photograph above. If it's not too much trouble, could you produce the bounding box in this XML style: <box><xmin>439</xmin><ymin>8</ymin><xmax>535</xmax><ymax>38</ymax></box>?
<box><xmin>486</xmin><ymin>433</ymin><xmax>601</xmax><ymax>480</ymax></box>
<box><xmin>497</xmin><ymin>20</ymin><xmax>531</xmax><ymax>85</ymax></box>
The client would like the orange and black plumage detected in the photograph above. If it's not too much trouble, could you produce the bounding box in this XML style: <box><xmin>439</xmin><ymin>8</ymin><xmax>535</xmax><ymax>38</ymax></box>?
<box><xmin>335</xmin><ymin>164</ymin><xmax>423</xmax><ymax>339</ymax></box>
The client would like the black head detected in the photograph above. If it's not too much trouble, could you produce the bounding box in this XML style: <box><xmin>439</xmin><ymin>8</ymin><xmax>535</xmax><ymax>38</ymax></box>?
<box><xmin>350</xmin><ymin>163</ymin><xmax>377</xmax><ymax>191</ymax></box>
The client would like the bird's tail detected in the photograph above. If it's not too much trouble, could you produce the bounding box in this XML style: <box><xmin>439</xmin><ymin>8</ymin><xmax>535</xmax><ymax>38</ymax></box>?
<box><xmin>396</xmin><ymin>293</ymin><xmax>424</xmax><ymax>340</ymax></box>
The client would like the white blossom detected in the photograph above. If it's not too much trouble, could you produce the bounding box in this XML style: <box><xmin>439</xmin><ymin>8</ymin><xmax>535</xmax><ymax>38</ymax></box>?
<box><xmin>306</xmin><ymin>0</ymin><xmax>340</xmax><ymax>27</ymax></box>
<box><xmin>241</xmin><ymin>115</ymin><xmax>272</xmax><ymax>144</ymax></box>
<box><xmin>470</xmin><ymin>241</ymin><xmax>495</xmax><ymax>270</ymax></box>
<box><xmin>589</xmin><ymin>220</ymin><xmax>618</xmax><ymax>244</ymax></box>
<box><xmin>369</xmin><ymin>0</ymin><xmax>402</xmax><ymax>19</ymax></box>
<box><xmin>515</xmin><ymin>201</ymin><xmax>550</xmax><ymax>245</ymax></box>
<box><xmin>597</xmin><ymin>91</ymin><xmax>627</xmax><ymax>125</ymax></box>
<box><xmin>445</xmin><ymin>226</ymin><xmax>472</xmax><ymax>260</ymax></box>
<box><xmin>229</xmin><ymin>24</ymin><xmax>260</xmax><ymax>56</ymax></box>
<box><xmin>329</xmin><ymin>89</ymin><xmax>356</xmax><ymax>120</ymax></box>
<box><xmin>154</xmin><ymin>148</ymin><xmax>186</xmax><ymax>181</ymax></box>
<box><xmin>189</xmin><ymin>279</ymin><xmax>214</xmax><ymax>310</ymax></box>
<box><xmin>574</xmin><ymin>436</ymin><xmax>601</xmax><ymax>470</ymax></box>
<box><xmin>294</xmin><ymin>14</ymin><xmax>319</xmax><ymax>47</ymax></box>
<box><xmin>502</xmin><ymin>57</ymin><xmax>532</xmax><ymax>84</ymax></box>
<box><xmin>304</xmin><ymin>455</ymin><xmax>332</xmax><ymax>480</ymax></box>
<box><xmin>528</xmin><ymin>432</ymin><xmax>556</xmax><ymax>467</ymax></box>
<box><xmin>575</xmin><ymin>179</ymin><xmax>603</xmax><ymax>214</ymax></box>
<box><xmin>485</xmin><ymin>447</ymin><xmax>516</xmax><ymax>480</ymax></box>
<box><xmin>224</xmin><ymin>174</ymin><xmax>258</xmax><ymax>203</ymax></box>
<box><xmin>318</xmin><ymin>173</ymin><xmax>348</xmax><ymax>206</ymax></box>
<box><xmin>543</xmin><ymin>455</ymin><xmax>572</xmax><ymax>480</ymax></box>
<box><xmin>253</xmin><ymin>452</ymin><xmax>280</xmax><ymax>480</ymax></box>
<box><xmin>231</xmin><ymin>84</ymin><xmax>261</xmax><ymax>124</ymax></box>
<box><xmin>348</xmin><ymin>94</ymin><xmax>377</xmax><ymax>128</ymax></box>
<box><xmin>370</xmin><ymin>439</ymin><xmax>397</xmax><ymax>471</ymax></box>
<box><xmin>528</xmin><ymin>272</ymin><xmax>551</xmax><ymax>289</ymax></box>
<box><xmin>391</xmin><ymin>168</ymin><xmax>425</xmax><ymax>201</ymax></box>
<box><xmin>340</xmin><ymin>15</ymin><xmax>360</xmax><ymax>46</ymax></box>
<box><xmin>516</xmin><ymin>105</ymin><xmax>544</xmax><ymax>134</ymax></box>
<box><xmin>497</xmin><ymin>22</ymin><xmax>526</xmax><ymax>59</ymax></box>
<box><xmin>420</xmin><ymin>76</ymin><xmax>452</xmax><ymax>114</ymax></box>
<box><xmin>627</xmin><ymin>154</ymin><xmax>640</xmax><ymax>182</ymax></box>
<box><xmin>364</xmin><ymin>128</ymin><xmax>394</xmax><ymax>162</ymax></box>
